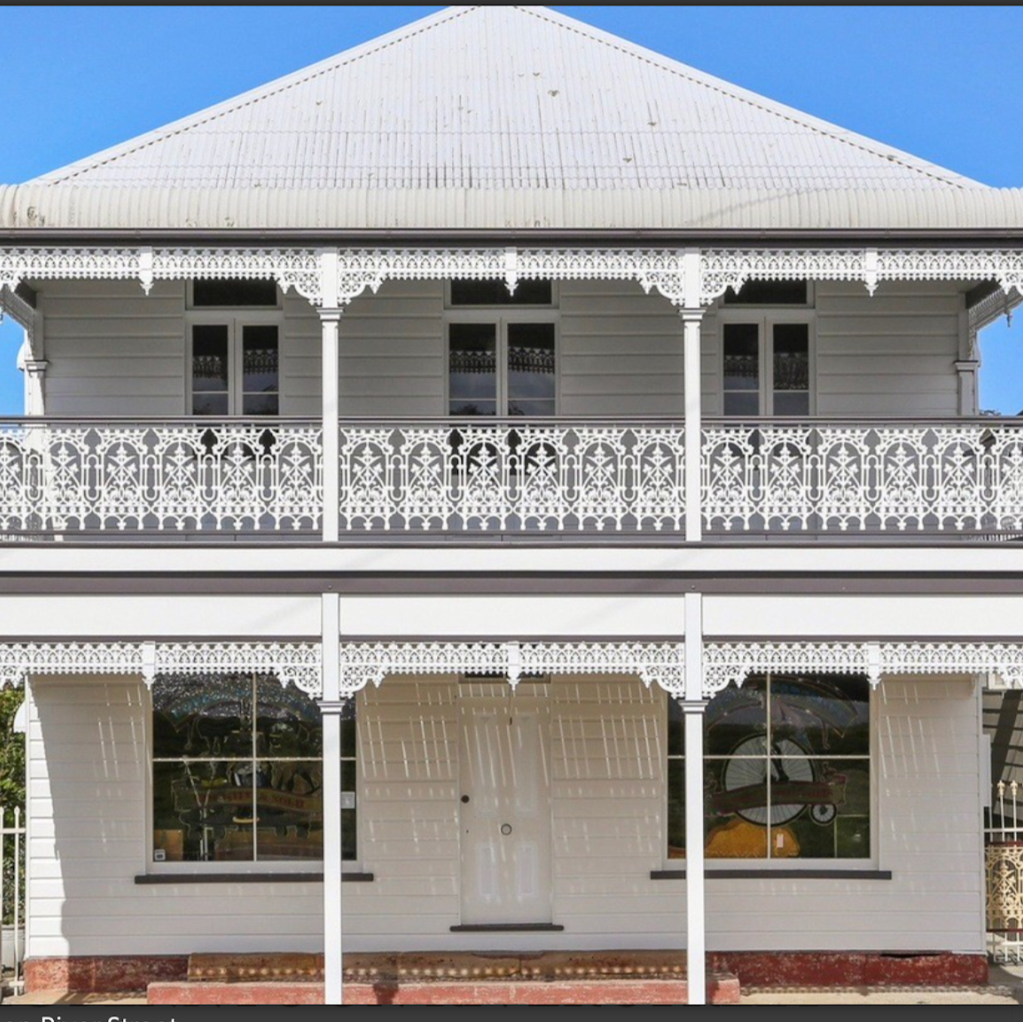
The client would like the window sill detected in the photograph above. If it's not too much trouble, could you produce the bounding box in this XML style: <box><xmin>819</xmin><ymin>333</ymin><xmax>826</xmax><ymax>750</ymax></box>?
<box><xmin>650</xmin><ymin>869</ymin><xmax>892</xmax><ymax>881</ymax></box>
<box><xmin>135</xmin><ymin>872</ymin><xmax>374</xmax><ymax>885</ymax></box>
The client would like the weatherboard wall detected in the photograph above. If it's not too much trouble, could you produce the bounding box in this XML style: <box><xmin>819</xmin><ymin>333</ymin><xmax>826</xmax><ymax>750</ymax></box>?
<box><xmin>33</xmin><ymin>280</ymin><xmax>967</xmax><ymax>418</ymax></box>
<box><xmin>25</xmin><ymin>673</ymin><xmax>983</xmax><ymax>958</ymax></box>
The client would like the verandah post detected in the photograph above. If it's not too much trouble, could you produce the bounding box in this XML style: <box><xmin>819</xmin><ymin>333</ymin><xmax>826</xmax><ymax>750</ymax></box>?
<box><xmin>319</xmin><ymin>248</ymin><xmax>342</xmax><ymax>544</ymax></box>
<box><xmin>683</xmin><ymin>592</ymin><xmax>708</xmax><ymax>1005</ymax></box>
<box><xmin>681</xmin><ymin>248</ymin><xmax>704</xmax><ymax>544</ymax></box>
<box><xmin>320</xmin><ymin>592</ymin><xmax>344</xmax><ymax>1004</ymax></box>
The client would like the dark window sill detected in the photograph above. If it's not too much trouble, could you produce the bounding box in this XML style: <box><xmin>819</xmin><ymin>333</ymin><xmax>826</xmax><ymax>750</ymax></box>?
<box><xmin>450</xmin><ymin>924</ymin><xmax>565</xmax><ymax>933</ymax></box>
<box><xmin>651</xmin><ymin>869</ymin><xmax>892</xmax><ymax>881</ymax></box>
<box><xmin>135</xmin><ymin>872</ymin><xmax>374</xmax><ymax>885</ymax></box>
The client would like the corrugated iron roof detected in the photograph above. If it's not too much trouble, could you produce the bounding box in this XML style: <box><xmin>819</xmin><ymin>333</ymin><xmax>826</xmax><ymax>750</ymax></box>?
<box><xmin>29</xmin><ymin>6</ymin><xmax>982</xmax><ymax>194</ymax></box>
<box><xmin>5</xmin><ymin>184</ymin><xmax>1023</xmax><ymax>232</ymax></box>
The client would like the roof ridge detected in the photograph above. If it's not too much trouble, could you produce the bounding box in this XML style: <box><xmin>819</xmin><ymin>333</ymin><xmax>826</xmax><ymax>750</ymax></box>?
<box><xmin>35</xmin><ymin>5</ymin><xmax>484</xmax><ymax>184</ymax></box>
<box><xmin>513</xmin><ymin>5</ymin><xmax>979</xmax><ymax>190</ymax></box>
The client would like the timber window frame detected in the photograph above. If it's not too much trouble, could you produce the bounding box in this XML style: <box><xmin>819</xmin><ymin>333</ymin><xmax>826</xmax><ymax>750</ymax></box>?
<box><xmin>146</xmin><ymin>675</ymin><xmax>360</xmax><ymax>876</ymax></box>
<box><xmin>185</xmin><ymin>280</ymin><xmax>283</xmax><ymax>417</ymax></box>
<box><xmin>718</xmin><ymin>308</ymin><xmax>817</xmax><ymax>417</ymax></box>
<box><xmin>444</xmin><ymin>282</ymin><xmax>560</xmax><ymax>418</ymax></box>
<box><xmin>664</xmin><ymin>675</ymin><xmax>879</xmax><ymax>872</ymax></box>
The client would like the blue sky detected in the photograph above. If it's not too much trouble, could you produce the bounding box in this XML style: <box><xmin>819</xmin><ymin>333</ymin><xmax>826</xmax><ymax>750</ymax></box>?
<box><xmin>1</xmin><ymin>5</ymin><xmax>1022</xmax><ymax>414</ymax></box>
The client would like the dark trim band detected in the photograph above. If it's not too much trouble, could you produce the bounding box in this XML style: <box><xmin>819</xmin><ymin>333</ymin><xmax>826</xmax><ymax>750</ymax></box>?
<box><xmin>650</xmin><ymin>869</ymin><xmax>893</xmax><ymax>881</ymax></box>
<box><xmin>134</xmin><ymin>872</ymin><xmax>374</xmax><ymax>885</ymax></box>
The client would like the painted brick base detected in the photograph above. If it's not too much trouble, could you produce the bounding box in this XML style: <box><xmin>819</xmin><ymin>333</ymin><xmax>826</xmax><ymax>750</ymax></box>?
<box><xmin>710</xmin><ymin>952</ymin><xmax>989</xmax><ymax>989</ymax></box>
<box><xmin>26</xmin><ymin>950</ymin><xmax>988</xmax><ymax>996</ymax></box>
<box><xmin>147</xmin><ymin>978</ymin><xmax>742</xmax><ymax>1006</ymax></box>
<box><xmin>25</xmin><ymin>955</ymin><xmax>188</xmax><ymax>994</ymax></box>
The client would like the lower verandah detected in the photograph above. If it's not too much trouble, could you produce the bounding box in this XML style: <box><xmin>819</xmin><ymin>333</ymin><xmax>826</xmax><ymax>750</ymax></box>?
<box><xmin>25</xmin><ymin>671</ymin><xmax>983</xmax><ymax>961</ymax></box>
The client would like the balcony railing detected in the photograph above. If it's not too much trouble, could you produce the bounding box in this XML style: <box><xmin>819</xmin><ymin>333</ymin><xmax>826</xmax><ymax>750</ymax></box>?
<box><xmin>0</xmin><ymin>419</ymin><xmax>321</xmax><ymax>534</ymax></box>
<box><xmin>1</xmin><ymin>417</ymin><xmax>1022</xmax><ymax>540</ymax></box>
<box><xmin>339</xmin><ymin>420</ymin><xmax>686</xmax><ymax>532</ymax></box>
<box><xmin>703</xmin><ymin>418</ymin><xmax>1023</xmax><ymax>535</ymax></box>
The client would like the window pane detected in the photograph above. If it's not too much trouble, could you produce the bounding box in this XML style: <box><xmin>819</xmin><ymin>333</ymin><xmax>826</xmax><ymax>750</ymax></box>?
<box><xmin>342</xmin><ymin>759</ymin><xmax>357</xmax><ymax>862</ymax></box>
<box><xmin>508</xmin><ymin>323</ymin><xmax>556</xmax><ymax>416</ymax></box>
<box><xmin>705</xmin><ymin>678</ymin><xmax>767</xmax><ymax>757</ymax></box>
<box><xmin>773</xmin><ymin>759</ymin><xmax>870</xmax><ymax>859</ymax></box>
<box><xmin>340</xmin><ymin>701</ymin><xmax>357</xmax><ymax>758</ymax></box>
<box><xmin>193</xmin><ymin>393</ymin><xmax>230</xmax><ymax>416</ymax></box>
<box><xmin>255</xmin><ymin>678</ymin><xmax>322</xmax><ymax>759</ymax></box>
<box><xmin>242</xmin><ymin>325</ymin><xmax>279</xmax><ymax>395</ymax></box>
<box><xmin>193</xmin><ymin>279</ymin><xmax>279</xmax><ymax>308</ymax></box>
<box><xmin>723</xmin><ymin>281</ymin><xmax>808</xmax><ymax>306</ymax></box>
<box><xmin>667</xmin><ymin>759</ymin><xmax>685</xmax><ymax>859</ymax></box>
<box><xmin>449</xmin><ymin>323</ymin><xmax>497</xmax><ymax>416</ymax></box>
<box><xmin>668</xmin><ymin>698</ymin><xmax>684</xmax><ymax>757</ymax></box>
<box><xmin>723</xmin><ymin>324</ymin><xmax>760</xmax><ymax>391</ymax></box>
<box><xmin>451</xmin><ymin>279</ymin><xmax>553</xmax><ymax>306</ymax></box>
<box><xmin>152</xmin><ymin>676</ymin><xmax>253</xmax><ymax>759</ymax></box>
<box><xmin>773</xmin><ymin>392</ymin><xmax>809</xmax><ymax>416</ymax></box>
<box><xmin>705</xmin><ymin>755</ymin><xmax>769</xmax><ymax>859</ymax></box>
<box><xmin>192</xmin><ymin>325</ymin><xmax>229</xmax><ymax>392</ymax></box>
<box><xmin>153</xmin><ymin>760</ymin><xmax>254</xmax><ymax>862</ymax></box>
<box><xmin>255</xmin><ymin>760</ymin><xmax>323</xmax><ymax>861</ymax></box>
<box><xmin>723</xmin><ymin>392</ymin><xmax>760</xmax><ymax>417</ymax></box>
<box><xmin>773</xmin><ymin>323</ymin><xmax>809</xmax><ymax>393</ymax></box>
<box><xmin>770</xmin><ymin>675</ymin><xmax>870</xmax><ymax>757</ymax></box>
<box><xmin>243</xmin><ymin>394</ymin><xmax>280</xmax><ymax>416</ymax></box>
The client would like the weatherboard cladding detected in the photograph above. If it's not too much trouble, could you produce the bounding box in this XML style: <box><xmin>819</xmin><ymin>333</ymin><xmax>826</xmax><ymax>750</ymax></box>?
<box><xmin>3</xmin><ymin>6</ymin><xmax>1018</xmax><ymax>232</ymax></box>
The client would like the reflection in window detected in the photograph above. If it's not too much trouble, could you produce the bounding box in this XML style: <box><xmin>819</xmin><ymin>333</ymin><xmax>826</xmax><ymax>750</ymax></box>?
<box><xmin>668</xmin><ymin>674</ymin><xmax>870</xmax><ymax>861</ymax></box>
<box><xmin>773</xmin><ymin>324</ymin><xmax>810</xmax><ymax>417</ymax></box>
<box><xmin>508</xmin><ymin>323</ymin><xmax>556</xmax><ymax>417</ymax></box>
<box><xmin>152</xmin><ymin>675</ymin><xmax>356</xmax><ymax>863</ymax></box>
<box><xmin>242</xmin><ymin>325</ymin><xmax>280</xmax><ymax>416</ymax></box>
<box><xmin>449</xmin><ymin>323</ymin><xmax>498</xmax><ymax>416</ymax></box>
<box><xmin>722</xmin><ymin>323</ymin><xmax>760</xmax><ymax>417</ymax></box>
<box><xmin>191</xmin><ymin>325</ymin><xmax>230</xmax><ymax>416</ymax></box>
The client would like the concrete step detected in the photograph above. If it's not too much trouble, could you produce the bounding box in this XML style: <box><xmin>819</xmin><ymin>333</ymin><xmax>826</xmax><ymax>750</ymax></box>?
<box><xmin>149</xmin><ymin>975</ymin><xmax>742</xmax><ymax>1005</ymax></box>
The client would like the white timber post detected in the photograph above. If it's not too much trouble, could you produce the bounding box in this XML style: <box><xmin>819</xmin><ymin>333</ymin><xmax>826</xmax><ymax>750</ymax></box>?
<box><xmin>319</xmin><ymin>248</ymin><xmax>342</xmax><ymax>543</ymax></box>
<box><xmin>320</xmin><ymin>592</ymin><xmax>344</xmax><ymax>1004</ymax></box>
<box><xmin>682</xmin><ymin>248</ymin><xmax>704</xmax><ymax>543</ymax></box>
<box><xmin>683</xmin><ymin>591</ymin><xmax>708</xmax><ymax>1005</ymax></box>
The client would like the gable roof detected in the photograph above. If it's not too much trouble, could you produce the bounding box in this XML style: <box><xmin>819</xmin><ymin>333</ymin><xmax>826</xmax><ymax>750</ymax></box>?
<box><xmin>32</xmin><ymin>5</ymin><xmax>980</xmax><ymax>193</ymax></box>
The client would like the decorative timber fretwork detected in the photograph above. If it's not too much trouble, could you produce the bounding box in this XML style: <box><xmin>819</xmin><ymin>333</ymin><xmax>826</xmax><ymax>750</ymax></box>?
<box><xmin>337</xmin><ymin>642</ymin><xmax>688</xmax><ymax>700</ymax></box>
<box><xmin>703</xmin><ymin>642</ymin><xmax>1023</xmax><ymax>694</ymax></box>
<box><xmin>0</xmin><ymin>641</ymin><xmax>321</xmax><ymax>695</ymax></box>
<box><xmin>2</xmin><ymin>640</ymin><xmax>1022</xmax><ymax>699</ymax></box>
<box><xmin>6</xmin><ymin>246</ymin><xmax>1023</xmax><ymax>310</ymax></box>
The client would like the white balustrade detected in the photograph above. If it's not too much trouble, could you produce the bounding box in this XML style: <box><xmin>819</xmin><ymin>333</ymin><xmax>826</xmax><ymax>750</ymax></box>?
<box><xmin>3</xmin><ymin>417</ymin><xmax>1023</xmax><ymax>538</ymax></box>
<box><xmin>703</xmin><ymin>419</ymin><xmax>1023</xmax><ymax>534</ymax></box>
<box><xmin>338</xmin><ymin>421</ymin><xmax>686</xmax><ymax>533</ymax></box>
<box><xmin>0</xmin><ymin>420</ymin><xmax>322</xmax><ymax>533</ymax></box>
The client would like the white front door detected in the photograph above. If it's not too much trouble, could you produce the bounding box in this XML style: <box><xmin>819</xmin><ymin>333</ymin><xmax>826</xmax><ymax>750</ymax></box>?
<box><xmin>459</xmin><ymin>683</ymin><xmax>551</xmax><ymax>926</ymax></box>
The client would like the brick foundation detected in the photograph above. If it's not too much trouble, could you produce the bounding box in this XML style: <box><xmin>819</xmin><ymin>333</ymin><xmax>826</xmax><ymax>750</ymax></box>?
<box><xmin>148</xmin><ymin>977</ymin><xmax>741</xmax><ymax>1006</ymax></box>
<box><xmin>25</xmin><ymin>955</ymin><xmax>188</xmax><ymax>994</ymax></box>
<box><xmin>709</xmin><ymin>952</ymin><xmax>989</xmax><ymax>989</ymax></box>
<box><xmin>26</xmin><ymin>950</ymin><xmax>988</xmax><ymax>997</ymax></box>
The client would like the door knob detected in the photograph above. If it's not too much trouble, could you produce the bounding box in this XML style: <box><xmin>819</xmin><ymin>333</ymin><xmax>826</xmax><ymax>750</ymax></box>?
<box><xmin>461</xmin><ymin>795</ymin><xmax>470</xmax><ymax>804</ymax></box>
<box><xmin>501</xmin><ymin>824</ymin><xmax>513</xmax><ymax>836</ymax></box>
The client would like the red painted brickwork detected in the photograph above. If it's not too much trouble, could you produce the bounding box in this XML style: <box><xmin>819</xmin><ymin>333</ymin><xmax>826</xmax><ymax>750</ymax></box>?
<box><xmin>30</xmin><ymin>950</ymin><xmax>988</xmax><ymax>997</ymax></box>
<box><xmin>148</xmin><ymin>977</ymin><xmax>741</xmax><ymax>1006</ymax></box>
<box><xmin>709</xmin><ymin>952</ymin><xmax>988</xmax><ymax>989</ymax></box>
<box><xmin>25</xmin><ymin>955</ymin><xmax>188</xmax><ymax>994</ymax></box>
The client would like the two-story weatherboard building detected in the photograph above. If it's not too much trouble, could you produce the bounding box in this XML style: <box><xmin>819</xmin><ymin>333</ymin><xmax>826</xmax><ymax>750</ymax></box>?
<box><xmin>1</xmin><ymin>4</ymin><xmax>1023</xmax><ymax>1006</ymax></box>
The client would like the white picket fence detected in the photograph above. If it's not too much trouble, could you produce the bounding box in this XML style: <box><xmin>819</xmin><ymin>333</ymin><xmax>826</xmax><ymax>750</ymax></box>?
<box><xmin>986</xmin><ymin>781</ymin><xmax>1023</xmax><ymax>963</ymax></box>
<box><xmin>0</xmin><ymin>807</ymin><xmax>24</xmax><ymax>996</ymax></box>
